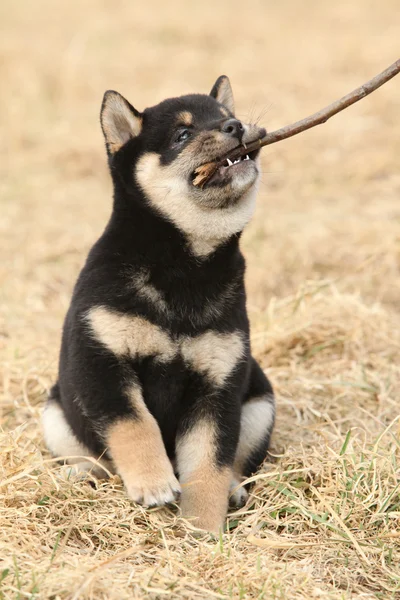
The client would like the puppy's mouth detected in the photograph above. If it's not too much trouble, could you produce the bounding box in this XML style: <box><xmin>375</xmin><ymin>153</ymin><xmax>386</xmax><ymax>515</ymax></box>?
<box><xmin>191</xmin><ymin>144</ymin><xmax>261</xmax><ymax>189</ymax></box>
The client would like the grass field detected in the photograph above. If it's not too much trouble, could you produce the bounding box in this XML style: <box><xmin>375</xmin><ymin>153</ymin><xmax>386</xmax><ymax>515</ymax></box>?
<box><xmin>1</xmin><ymin>1</ymin><xmax>400</xmax><ymax>598</ymax></box>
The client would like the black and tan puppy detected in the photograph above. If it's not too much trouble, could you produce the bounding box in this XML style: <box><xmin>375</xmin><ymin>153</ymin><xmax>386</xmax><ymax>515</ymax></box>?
<box><xmin>42</xmin><ymin>76</ymin><xmax>275</xmax><ymax>533</ymax></box>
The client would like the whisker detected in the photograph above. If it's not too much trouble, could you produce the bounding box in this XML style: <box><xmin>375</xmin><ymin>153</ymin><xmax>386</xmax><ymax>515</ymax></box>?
<box><xmin>252</xmin><ymin>102</ymin><xmax>275</xmax><ymax>126</ymax></box>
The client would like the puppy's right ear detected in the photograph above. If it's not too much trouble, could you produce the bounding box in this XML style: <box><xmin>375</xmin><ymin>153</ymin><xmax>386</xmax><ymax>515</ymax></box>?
<box><xmin>100</xmin><ymin>91</ymin><xmax>142</xmax><ymax>155</ymax></box>
<box><xmin>210</xmin><ymin>75</ymin><xmax>235</xmax><ymax>115</ymax></box>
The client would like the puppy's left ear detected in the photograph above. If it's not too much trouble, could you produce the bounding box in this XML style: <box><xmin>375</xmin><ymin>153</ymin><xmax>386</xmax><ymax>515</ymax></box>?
<box><xmin>100</xmin><ymin>90</ymin><xmax>142</xmax><ymax>155</ymax></box>
<box><xmin>210</xmin><ymin>75</ymin><xmax>235</xmax><ymax>114</ymax></box>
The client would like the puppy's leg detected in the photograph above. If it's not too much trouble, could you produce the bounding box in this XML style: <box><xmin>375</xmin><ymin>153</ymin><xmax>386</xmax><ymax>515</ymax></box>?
<box><xmin>230</xmin><ymin>358</ymin><xmax>275</xmax><ymax>508</ymax></box>
<box><xmin>44</xmin><ymin>380</ymin><xmax>179</xmax><ymax>506</ymax></box>
<box><xmin>176</xmin><ymin>417</ymin><xmax>234</xmax><ymax>534</ymax></box>
<box><xmin>106</xmin><ymin>385</ymin><xmax>180</xmax><ymax>507</ymax></box>
<box><xmin>42</xmin><ymin>389</ymin><xmax>112</xmax><ymax>478</ymax></box>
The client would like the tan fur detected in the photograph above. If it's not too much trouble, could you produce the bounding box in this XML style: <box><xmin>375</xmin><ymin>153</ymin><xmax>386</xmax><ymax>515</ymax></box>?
<box><xmin>133</xmin><ymin>269</ymin><xmax>170</xmax><ymax>314</ymax></box>
<box><xmin>135</xmin><ymin>152</ymin><xmax>259</xmax><ymax>256</ymax></box>
<box><xmin>234</xmin><ymin>394</ymin><xmax>275</xmax><ymax>473</ymax></box>
<box><xmin>101</xmin><ymin>91</ymin><xmax>142</xmax><ymax>154</ymax></box>
<box><xmin>177</xmin><ymin>111</ymin><xmax>193</xmax><ymax>126</ymax></box>
<box><xmin>181</xmin><ymin>330</ymin><xmax>244</xmax><ymax>386</ymax></box>
<box><xmin>176</xmin><ymin>420</ymin><xmax>232</xmax><ymax>533</ymax></box>
<box><xmin>187</xmin><ymin>236</ymin><xmax>221</xmax><ymax>257</ymax></box>
<box><xmin>86</xmin><ymin>306</ymin><xmax>177</xmax><ymax>362</ymax></box>
<box><xmin>87</xmin><ymin>307</ymin><xmax>245</xmax><ymax>385</ymax></box>
<box><xmin>220</xmin><ymin>107</ymin><xmax>229</xmax><ymax>118</ymax></box>
<box><xmin>107</xmin><ymin>386</ymin><xmax>180</xmax><ymax>506</ymax></box>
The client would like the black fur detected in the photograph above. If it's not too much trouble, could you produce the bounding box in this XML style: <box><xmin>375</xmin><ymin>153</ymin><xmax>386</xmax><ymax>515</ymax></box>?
<box><xmin>46</xmin><ymin>79</ymin><xmax>275</xmax><ymax>522</ymax></box>
<box><xmin>57</xmin><ymin>214</ymin><xmax>253</xmax><ymax>462</ymax></box>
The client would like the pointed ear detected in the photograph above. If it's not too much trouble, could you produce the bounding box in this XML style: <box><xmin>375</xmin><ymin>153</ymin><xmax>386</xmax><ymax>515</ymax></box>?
<box><xmin>100</xmin><ymin>90</ymin><xmax>142</xmax><ymax>154</ymax></box>
<box><xmin>210</xmin><ymin>75</ymin><xmax>235</xmax><ymax>114</ymax></box>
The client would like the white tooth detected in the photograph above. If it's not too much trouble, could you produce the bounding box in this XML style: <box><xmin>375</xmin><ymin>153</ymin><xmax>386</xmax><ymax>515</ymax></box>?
<box><xmin>227</xmin><ymin>158</ymin><xmax>233</xmax><ymax>166</ymax></box>
<box><xmin>234</xmin><ymin>159</ymin><xmax>240</xmax><ymax>164</ymax></box>
<box><xmin>244</xmin><ymin>154</ymin><xmax>250</xmax><ymax>160</ymax></box>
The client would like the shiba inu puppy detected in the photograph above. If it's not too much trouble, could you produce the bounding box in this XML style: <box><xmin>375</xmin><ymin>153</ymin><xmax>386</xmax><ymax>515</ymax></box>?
<box><xmin>42</xmin><ymin>76</ymin><xmax>275</xmax><ymax>533</ymax></box>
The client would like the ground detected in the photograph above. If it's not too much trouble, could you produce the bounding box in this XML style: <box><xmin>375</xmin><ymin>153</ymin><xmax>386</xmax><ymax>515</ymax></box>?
<box><xmin>1</xmin><ymin>1</ymin><xmax>400</xmax><ymax>598</ymax></box>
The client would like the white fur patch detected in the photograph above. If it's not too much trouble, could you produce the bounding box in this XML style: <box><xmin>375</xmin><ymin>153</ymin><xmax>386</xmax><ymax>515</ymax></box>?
<box><xmin>42</xmin><ymin>400</ymin><xmax>90</xmax><ymax>459</ymax></box>
<box><xmin>181</xmin><ymin>330</ymin><xmax>244</xmax><ymax>386</ymax></box>
<box><xmin>42</xmin><ymin>401</ymin><xmax>112</xmax><ymax>477</ymax></box>
<box><xmin>86</xmin><ymin>306</ymin><xmax>177</xmax><ymax>362</ymax></box>
<box><xmin>234</xmin><ymin>394</ymin><xmax>275</xmax><ymax>472</ymax></box>
<box><xmin>135</xmin><ymin>152</ymin><xmax>258</xmax><ymax>256</ymax></box>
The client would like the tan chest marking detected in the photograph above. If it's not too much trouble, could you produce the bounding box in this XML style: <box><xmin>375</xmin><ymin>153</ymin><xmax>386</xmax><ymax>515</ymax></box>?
<box><xmin>87</xmin><ymin>306</ymin><xmax>176</xmax><ymax>362</ymax></box>
<box><xmin>87</xmin><ymin>306</ymin><xmax>244</xmax><ymax>386</ymax></box>
<box><xmin>181</xmin><ymin>330</ymin><xmax>244</xmax><ymax>386</ymax></box>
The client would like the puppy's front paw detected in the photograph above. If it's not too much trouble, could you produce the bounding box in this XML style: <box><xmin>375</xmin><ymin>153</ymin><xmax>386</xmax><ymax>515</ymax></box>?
<box><xmin>125</xmin><ymin>461</ymin><xmax>181</xmax><ymax>507</ymax></box>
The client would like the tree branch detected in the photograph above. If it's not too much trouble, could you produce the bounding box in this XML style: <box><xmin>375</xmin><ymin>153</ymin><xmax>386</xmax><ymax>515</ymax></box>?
<box><xmin>193</xmin><ymin>59</ymin><xmax>400</xmax><ymax>188</ymax></box>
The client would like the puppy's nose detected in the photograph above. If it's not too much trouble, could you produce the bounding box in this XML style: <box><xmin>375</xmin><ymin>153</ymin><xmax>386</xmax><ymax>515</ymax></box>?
<box><xmin>221</xmin><ymin>118</ymin><xmax>244</xmax><ymax>143</ymax></box>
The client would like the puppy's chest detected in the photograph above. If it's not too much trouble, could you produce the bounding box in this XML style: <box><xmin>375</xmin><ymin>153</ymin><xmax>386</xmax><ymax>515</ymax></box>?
<box><xmin>86</xmin><ymin>306</ymin><xmax>245</xmax><ymax>388</ymax></box>
<box><xmin>130</xmin><ymin>266</ymin><xmax>239</xmax><ymax>327</ymax></box>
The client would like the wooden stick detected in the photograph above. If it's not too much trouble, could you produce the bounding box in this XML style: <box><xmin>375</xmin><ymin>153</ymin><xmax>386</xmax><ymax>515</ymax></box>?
<box><xmin>193</xmin><ymin>59</ymin><xmax>400</xmax><ymax>188</ymax></box>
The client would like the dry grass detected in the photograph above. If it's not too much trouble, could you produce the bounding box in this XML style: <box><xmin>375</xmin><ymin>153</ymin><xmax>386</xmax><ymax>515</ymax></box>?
<box><xmin>1</xmin><ymin>1</ymin><xmax>400</xmax><ymax>598</ymax></box>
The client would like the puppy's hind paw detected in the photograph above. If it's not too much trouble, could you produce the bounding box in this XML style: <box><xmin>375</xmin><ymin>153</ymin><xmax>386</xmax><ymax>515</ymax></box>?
<box><xmin>229</xmin><ymin>477</ymin><xmax>249</xmax><ymax>509</ymax></box>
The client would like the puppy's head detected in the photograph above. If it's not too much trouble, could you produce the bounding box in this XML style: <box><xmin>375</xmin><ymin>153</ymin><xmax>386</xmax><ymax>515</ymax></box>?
<box><xmin>100</xmin><ymin>77</ymin><xmax>265</xmax><ymax>250</ymax></box>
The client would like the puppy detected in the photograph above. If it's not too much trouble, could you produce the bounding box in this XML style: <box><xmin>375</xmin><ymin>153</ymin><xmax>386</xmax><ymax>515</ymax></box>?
<box><xmin>43</xmin><ymin>76</ymin><xmax>275</xmax><ymax>533</ymax></box>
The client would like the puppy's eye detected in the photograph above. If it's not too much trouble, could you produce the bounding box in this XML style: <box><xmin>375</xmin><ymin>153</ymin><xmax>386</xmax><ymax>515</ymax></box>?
<box><xmin>174</xmin><ymin>128</ymin><xmax>192</xmax><ymax>144</ymax></box>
